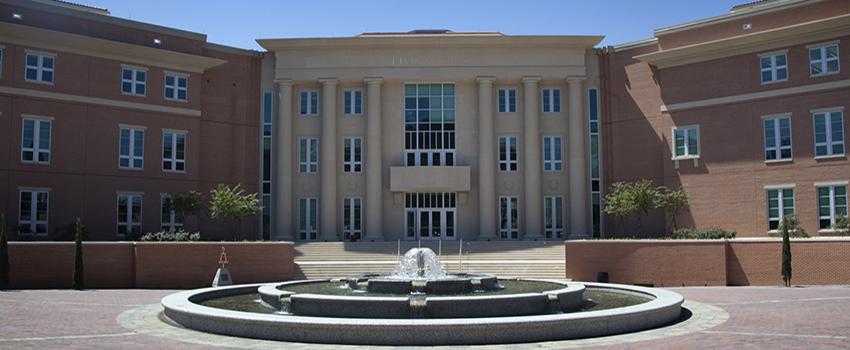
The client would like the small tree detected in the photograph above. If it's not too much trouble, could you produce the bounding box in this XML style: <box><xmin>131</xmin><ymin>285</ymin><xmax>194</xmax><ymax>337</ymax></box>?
<box><xmin>1</xmin><ymin>213</ymin><xmax>9</xmax><ymax>290</ymax></box>
<box><xmin>834</xmin><ymin>215</ymin><xmax>849</xmax><ymax>235</ymax></box>
<box><xmin>72</xmin><ymin>218</ymin><xmax>84</xmax><ymax>290</ymax></box>
<box><xmin>659</xmin><ymin>187</ymin><xmax>689</xmax><ymax>232</ymax></box>
<box><xmin>779</xmin><ymin>214</ymin><xmax>795</xmax><ymax>287</ymax></box>
<box><xmin>165</xmin><ymin>190</ymin><xmax>204</xmax><ymax>231</ymax></box>
<box><xmin>603</xmin><ymin>182</ymin><xmax>636</xmax><ymax>234</ymax></box>
<box><xmin>209</xmin><ymin>184</ymin><xmax>260</xmax><ymax>239</ymax></box>
<box><xmin>604</xmin><ymin>180</ymin><xmax>662</xmax><ymax>234</ymax></box>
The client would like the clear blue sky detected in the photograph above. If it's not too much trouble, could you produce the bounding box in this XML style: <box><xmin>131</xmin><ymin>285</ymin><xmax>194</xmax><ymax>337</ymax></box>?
<box><xmin>83</xmin><ymin>0</ymin><xmax>743</xmax><ymax>50</ymax></box>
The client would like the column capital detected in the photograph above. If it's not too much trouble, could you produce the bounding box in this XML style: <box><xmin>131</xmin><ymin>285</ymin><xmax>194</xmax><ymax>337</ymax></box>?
<box><xmin>566</xmin><ymin>76</ymin><xmax>587</xmax><ymax>84</ymax></box>
<box><xmin>274</xmin><ymin>78</ymin><xmax>294</xmax><ymax>86</ymax></box>
<box><xmin>364</xmin><ymin>77</ymin><xmax>384</xmax><ymax>85</ymax></box>
<box><xmin>318</xmin><ymin>78</ymin><xmax>338</xmax><ymax>86</ymax></box>
<box><xmin>475</xmin><ymin>76</ymin><xmax>496</xmax><ymax>84</ymax></box>
<box><xmin>521</xmin><ymin>76</ymin><xmax>542</xmax><ymax>84</ymax></box>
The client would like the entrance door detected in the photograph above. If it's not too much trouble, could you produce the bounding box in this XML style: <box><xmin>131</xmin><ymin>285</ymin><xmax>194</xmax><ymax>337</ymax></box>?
<box><xmin>404</xmin><ymin>193</ymin><xmax>457</xmax><ymax>240</ymax></box>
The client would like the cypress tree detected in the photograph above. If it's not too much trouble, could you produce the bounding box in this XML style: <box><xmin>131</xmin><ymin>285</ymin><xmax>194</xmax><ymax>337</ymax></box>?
<box><xmin>72</xmin><ymin>218</ymin><xmax>84</xmax><ymax>290</ymax></box>
<box><xmin>780</xmin><ymin>215</ymin><xmax>792</xmax><ymax>287</ymax></box>
<box><xmin>1</xmin><ymin>213</ymin><xmax>9</xmax><ymax>290</ymax></box>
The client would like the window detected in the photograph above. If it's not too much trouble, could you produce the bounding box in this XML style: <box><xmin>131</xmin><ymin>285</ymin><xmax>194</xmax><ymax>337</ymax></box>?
<box><xmin>160</xmin><ymin>194</ymin><xmax>184</xmax><ymax>232</ymax></box>
<box><xmin>809</xmin><ymin>44</ymin><xmax>840</xmax><ymax>76</ymax></box>
<box><xmin>344</xmin><ymin>90</ymin><xmax>362</xmax><ymax>115</ymax></box>
<box><xmin>589</xmin><ymin>88</ymin><xmax>603</xmax><ymax>238</ymax></box>
<box><xmin>25</xmin><ymin>52</ymin><xmax>54</xmax><ymax>84</ymax></box>
<box><xmin>299</xmin><ymin>138</ymin><xmax>318</xmax><ymax>173</ymax></box>
<box><xmin>119</xmin><ymin>127</ymin><xmax>144</xmax><ymax>169</ymax></box>
<box><xmin>261</xmin><ymin>91</ymin><xmax>273</xmax><ymax>240</ymax></box>
<box><xmin>343</xmin><ymin>198</ymin><xmax>361</xmax><ymax>240</ymax></box>
<box><xmin>164</xmin><ymin>72</ymin><xmax>188</xmax><ymax>101</ymax></box>
<box><xmin>767</xmin><ymin>188</ymin><xmax>794</xmax><ymax>231</ymax></box>
<box><xmin>404</xmin><ymin>192</ymin><xmax>456</xmax><ymax>240</ymax></box>
<box><xmin>544</xmin><ymin>196</ymin><xmax>564</xmax><ymax>239</ymax></box>
<box><xmin>543</xmin><ymin>136</ymin><xmax>563</xmax><ymax>171</ymax></box>
<box><xmin>542</xmin><ymin>88</ymin><xmax>561</xmax><ymax>113</ymax></box>
<box><xmin>764</xmin><ymin>116</ymin><xmax>792</xmax><ymax>161</ymax></box>
<box><xmin>813</xmin><ymin>110</ymin><xmax>845</xmax><ymax>157</ymax></box>
<box><xmin>0</xmin><ymin>47</ymin><xmax>4</xmax><ymax>79</ymax></box>
<box><xmin>162</xmin><ymin>130</ymin><xmax>186</xmax><ymax>172</ymax></box>
<box><xmin>343</xmin><ymin>137</ymin><xmax>362</xmax><ymax>173</ymax></box>
<box><xmin>404</xmin><ymin>83</ymin><xmax>455</xmax><ymax>166</ymax></box>
<box><xmin>299</xmin><ymin>198</ymin><xmax>318</xmax><ymax>240</ymax></box>
<box><xmin>760</xmin><ymin>52</ymin><xmax>788</xmax><ymax>83</ymax></box>
<box><xmin>818</xmin><ymin>184</ymin><xmax>848</xmax><ymax>230</ymax></box>
<box><xmin>21</xmin><ymin>117</ymin><xmax>51</xmax><ymax>164</ymax></box>
<box><xmin>498</xmin><ymin>136</ymin><xmax>518</xmax><ymax>172</ymax></box>
<box><xmin>121</xmin><ymin>67</ymin><xmax>147</xmax><ymax>96</ymax></box>
<box><xmin>18</xmin><ymin>189</ymin><xmax>49</xmax><ymax>235</ymax></box>
<box><xmin>499</xmin><ymin>196</ymin><xmax>518</xmax><ymax>240</ymax></box>
<box><xmin>117</xmin><ymin>193</ymin><xmax>143</xmax><ymax>236</ymax></box>
<box><xmin>300</xmin><ymin>91</ymin><xmax>319</xmax><ymax>116</ymax></box>
<box><xmin>673</xmin><ymin>126</ymin><xmax>699</xmax><ymax>158</ymax></box>
<box><xmin>498</xmin><ymin>88</ymin><xmax>517</xmax><ymax>113</ymax></box>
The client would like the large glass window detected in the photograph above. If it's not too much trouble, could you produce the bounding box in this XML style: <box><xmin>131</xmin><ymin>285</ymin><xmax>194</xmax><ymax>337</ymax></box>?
<box><xmin>300</xmin><ymin>91</ymin><xmax>319</xmax><ymax>116</ymax></box>
<box><xmin>543</xmin><ymin>136</ymin><xmax>562</xmax><ymax>171</ymax></box>
<box><xmin>299</xmin><ymin>198</ymin><xmax>318</xmax><ymax>240</ymax></box>
<box><xmin>21</xmin><ymin>117</ymin><xmax>51</xmax><ymax>164</ymax></box>
<box><xmin>764</xmin><ymin>116</ymin><xmax>792</xmax><ymax>161</ymax></box>
<box><xmin>404</xmin><ymin>83</ymin><xmax>455</xmax><ymax>166</ymax></box>
<box><xmin>589</xmin><ymin>88</ymin><xmax>602</xmax><ymax>238</ymax></box>
<box><xmin>121</xmin><ymin>67</ymin><xmax>147</xmax><ymax>96</ymax></box>
<box><xmin>18</xmin><ymin>189</ymin><xmax>49</xmax><ymax>235</ymax></box>
<box><xmin>162</xmin><ymin>130</ymin><xmax>186</xmax><ymax>172</ymax></box>
<box><xmin>818</xmin><ymin>185</ymin><xmax>848</xmax><ymax>230</ymax></box>
<box><xmin>344</xmin><ymin>90</ymin><xmax>362</xmax><ymax>115</ymax></box>
<box><xmin>498</xmin><ymin>136</ymin><xmax>517</xmax><ymax>172</ymax></box>
<box><xmin>767</xmin><ymin>188</ymin><xmax>794</xmax><ymax>231</ymax></box>
<box><xmin>498</xmin><ymin>88</ymin><xmax>516</xmax><ymax>113</ymax></box>
<box><xmin>299</xmin><ymin>138</ymin><xmax>318</xmax><ymax>173</ymax></box>
<box><xmin>499</xmin><ymin>196</ymin><xmax>518</xmax><ymax>240</ymax></box>
<box><xmin>404</xmin><ymin>193</ymin><xmax>456</xmax><ymax>240</ymax></box>
<box><xmin>542</xmin><ymin>88</ymin><xmax>561</xmax><ymax>113</ymax></box>
<box><xmin>119</xmin><ymin>127</ymin><xmax>144</xmax><ymax>169</ymax></box>
<box><xmin>261</xmin><ymin>91</ymin><xmax>273</xmax><ymax>240</ymax></box>
<box><xmin>165</xmin><ymin>72</ymin><xmax>188</xmax><ymax>101</ymax></box>
<box><xmin>160</xmin><ymin>194</ymin><xmax>184</xmax><ymax>232</ymax></box>
<box><xmin>117</xmin><ymin>193</ymin><xmax>143</xmax><ymax>237</ymax></box>
<box><xmin>343</xmin><ymin>137</ymin><xmax>362</xmax><ymax>173</ymax></box>
<box><xmin>343</xmin><ymin>197</ymin><xmax>361</xmax><ymax>241</ymax></box>
<box><xmin>760</xmin><ymin>52</ymin><xmax>788</xmax><ymax>83</ymax></box>
<box><xmin>544</xmin><ymin>196</ymin><xmax>564</xmax><ymax>239</ymax></box>
<box><xmin>813</xmin><ymin>110</ymin><xmax>845</xmax><ymax>157</ymax></box>
<box><xmin>809</xmin><ymin>44</ymin><xmax>840</xmax><ymax>76</ymax></box>
<box><xmin>25</xmin><ymin>52</ymin><xmax>54</xmax><ymax>84</ymax></box>
<box><xmin>673</xmin><ymin>126</ymin><xmax>699</xmax><ymax>158</ymax></box>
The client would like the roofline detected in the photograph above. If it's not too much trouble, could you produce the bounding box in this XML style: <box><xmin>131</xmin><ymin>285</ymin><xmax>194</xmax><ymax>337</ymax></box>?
<box><xmin>3</xmin><ymin>0</ymin><xmax>207</xmax><ymax>42</ymax></box>
<box><xmin>203</xmin><ymin>42</ymin><xmax>263</xmax><ymax>57</ymax></box>
<box><xmin>611</xmin><ymin>37</ymin><xmax>658</xmax><ymax>51</ymax></box>
<box><xmin>257</xmin><ymin>34</ymin><xmax>605</xmax><ymax>51</ymax></box>
<box><xmin>653</xmin><ymin>0</ymin><xmax>818</xmax><ymax>36</ymax></box>
<box><xmin>29</xmin><ymin>0</ymin><xmax>108</xmax><ymax>15</ymax></box>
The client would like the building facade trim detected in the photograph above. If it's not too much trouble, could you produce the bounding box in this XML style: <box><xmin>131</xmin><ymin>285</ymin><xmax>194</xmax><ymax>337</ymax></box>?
<box><xmin>0</xmin><ymin>86</ymin><xmax>202</xmax><ymax>117</ymax></box>
<box><xmin>661</xmin><ymin>79</ymin><xmax>850</xmax><ymax>112</ymax></box>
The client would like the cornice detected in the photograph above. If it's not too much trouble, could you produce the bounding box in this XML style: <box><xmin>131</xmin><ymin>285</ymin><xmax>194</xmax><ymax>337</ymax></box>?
<box><xmin>257</xmin><ymin>35</ymin><xmax>604</xmax><ymax>51</ymax></box>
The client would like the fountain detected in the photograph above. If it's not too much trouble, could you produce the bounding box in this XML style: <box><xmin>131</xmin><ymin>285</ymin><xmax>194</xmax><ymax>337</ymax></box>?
<box><xmin>161</xmin><ymin>248</ymin><xmax>684</xmax><ymax>345</ymax></box>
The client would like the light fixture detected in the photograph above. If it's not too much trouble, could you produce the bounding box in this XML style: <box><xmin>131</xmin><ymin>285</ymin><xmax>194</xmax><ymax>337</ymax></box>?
<box><xmin>153</xmin><ymin>38</ymin><xmax>162</xmax><ymax>45</ymax></box>
<box><xmin>12</xmin><ymin>13</ymin><xmax>22</xmax><ymax>20</ymax></box>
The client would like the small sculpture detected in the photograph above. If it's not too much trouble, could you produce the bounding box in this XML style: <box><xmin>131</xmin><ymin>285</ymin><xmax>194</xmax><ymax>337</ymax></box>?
<box><xmin>212</xmin><ymin>247</ymin><xmax>233</xmax><ymax>287</ymax></box>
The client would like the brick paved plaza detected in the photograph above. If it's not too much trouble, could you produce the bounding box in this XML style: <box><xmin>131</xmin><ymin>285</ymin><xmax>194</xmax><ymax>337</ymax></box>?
<box><xmin>0</xmin><ymin>286</ymin><xmax>848</xmax><ymax>349</ymax></box>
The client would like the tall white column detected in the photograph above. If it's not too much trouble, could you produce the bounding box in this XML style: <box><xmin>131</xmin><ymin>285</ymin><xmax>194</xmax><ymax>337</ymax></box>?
<box><xmin>477</xmin><ymin>76</ymin><xmax>497</xmax><ymax>240</ymax></box>
<box><xmin>522</xmin><ymin>76</ymin><xmax>543</xmax><ymax>239</ymax></box>
<box><xmin>319</xmin><ymin>78</ymin><xmax>338</xmax><ymax>241</ymax></box>
<box><xmin>568</xmin><ymin>76</ymin><xmax>589</xmax><ymax>238</ymax></box>
<box><xmin>274</xmin><ymin>79</ymin><xmax>294</xmax><ymax>241</ymax></box>
<box><xmin>364</xmin><ymin>77</ymin><xmax>384</xmax><ymax>241</ymax></box>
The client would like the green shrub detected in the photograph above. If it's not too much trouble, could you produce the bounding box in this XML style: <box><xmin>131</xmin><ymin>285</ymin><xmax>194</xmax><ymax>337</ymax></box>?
<box><xmin>139</xmin><ymin>230</ymin><xmax>200</xmax><ymax>242</ymax></box>
<box><xmin>670</xmin><ymin>227</ymin><xmax>736</xmax><ymax>239</ymax></box>
<box><xmin>779</xmin><ymin>214</ymin><xmax>794</xmax><ymax>287</ymax></box>
<box><xmin>72</xmin><ymin>218</ymin><xmax>84</xmax><ymax>290</ymax></box>
<box><xmin>834</xmin><ymin>215</ymin><xmax>849</xmax><ymax>235</ymax></box>
<box><xmin>779</xmin><ymin>214</ymin><xmax>808</xmax><ymax>238</ymax></box>
<box><xmin>1</xmin><ymin>213</ymin><xmax>9</xmax><ymax>290</ymax></box>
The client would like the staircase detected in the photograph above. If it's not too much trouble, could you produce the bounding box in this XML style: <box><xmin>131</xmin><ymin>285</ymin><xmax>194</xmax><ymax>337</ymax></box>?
<box><xmin>293</xmin><ymin>241</ymin><xmax>566</xmax><ymax>280</ymax></box>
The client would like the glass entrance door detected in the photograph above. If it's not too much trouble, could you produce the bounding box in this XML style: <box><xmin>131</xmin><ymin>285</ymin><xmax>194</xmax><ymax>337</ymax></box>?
<box><xmin>405</xmin><ymin>193</ymin><xmax>456</xmax><ymax>240</ymax></box>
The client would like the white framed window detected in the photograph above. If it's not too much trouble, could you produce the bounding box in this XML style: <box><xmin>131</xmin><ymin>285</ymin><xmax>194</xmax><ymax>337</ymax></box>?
<box><xmin>299</xmin><ymin>138</ymin><xmax>318</xmax><ymax>173</ymax></box>
<box><xmin>18</xmin><ymin>188</ymin><xmax>49</xmax><ymax>235</ymax></box>
<box><xmin>542</xmin><ymin>88</ymin><xmax>561</xmax><ymax>113</ymax></box>
<box><xmin>299</xmin><ymin>198</ymin><xmax>318</xmax><ymax>240</ymax></box>
<box><xmin>542</xmin><ymin>136</ymin><xmax>563</xmax><ymax>171</ymax></box>
<box><xmin>760</xmin><ymin>51</ymin><xmax>788</xmax><ymax>84</ymax></box>
<box><xmin>164</xmin><ymin>72</ymin><xmax>188</xmax><ymax>102</ymax></box>
<box><xmin>162</xmin><ymin>130</ymin><xmax>187</xmax><ymax>172</ymax></box>
<box><xmin>343</xmin><ymin>89</ymin><xmax>362</xmax><ymax>115</ymax></box>
<box><xmin>499</xmin><ymin>196</ymin><xmax>518</xmax><ymax>240</ymax></box>
<box><xmin>404</xmin><ymin>83</ymin><xmax>456</xmax><ymax>166</ymax></box>
<box><xmin>343</xmin><ymin>197</ymin><xmax>361</xmax><ymax>240</ymax></box>
<box><xmin>813</xmin><ymin>109</ymin><xmax>845</xmax><ymax>157</ymax></box>
<box><xmin>160</xmin><ymin>194</ymin><xmax>184</xmax><ymax>232</ymax></box>
<box><xmin>767</xmin><ymin>187</ymin><xmax>794</xmax><ymax>231</ymax></box>
<box><xmin>299</xmin><ymin>90</ymin><xmax>319</xmax><ymax>116</ymax></box>
<box><xmin>544</xmin><ymin>196</ymin><xmax>564</xmax><ymax>239</ymax></box>
<box><xmin>817</xmin><ymin>184</ymin><xmax>848</xmax><ymax>230</ymax></box>
<box><xmin>117</xmin><ymin>192</ymin><xmax>143</xmax><ymax>237</ymax></box>
<box><xmin>261</xmin><ymin>91</ymin><xmax>274</xmax><ymax>240</ymax></box>
<box><xmin>498</xmin><ymin>87</ymin><xmax>517</xmax><ymax>113</ymax></box>
<box><xmin>763</xmin><ymin>116</ymin><xmax>792</xmax><ymax>161</ymax></box>
<box><xmin>809</xmin><ymin>43</ymin><xmax>840</xmax><ymax>76</ymax></box>
<box><xmin>498</xmin><ymin>136</ymin><xmax>518</xmax><ymax>172</ymax></box>
<box><xmin>21</xmin><ymin>116</ymin><xmax>52</xmax><ymax>164</ymax></box>
<box><xmin>672</xmin><ymin>126</ymin><xmax>700</xmax><ymax>158</ymax></box>
<box><xmin>25</xmin><ymin>52</ymin><xmax>54</xmax><ymax>84</ymax></box>
<box><xmin>343</xmin><ymin>137</ymin><xmax>362</xmax><ymax>173</ymax></box>
<box><xmin>119</xmin><ymin>126</ymin><xmax>144</xmax><ymax>169</ymax></box>
<box><xmin>121</xmin><ymin>66</ymin><xmax>147</xmax><ymax>96</ymax></box>
<box><xmin>0</xmin><ymin>47</ymin><xmax>4</xmax><ymax>79</ymax></box>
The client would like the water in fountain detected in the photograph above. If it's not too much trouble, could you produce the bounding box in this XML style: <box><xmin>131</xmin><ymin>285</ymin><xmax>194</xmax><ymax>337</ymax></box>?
<box><xmin>390</xmin><ymin>248</ymin><xmax>446</xmax><ymax>279</ymax></box>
